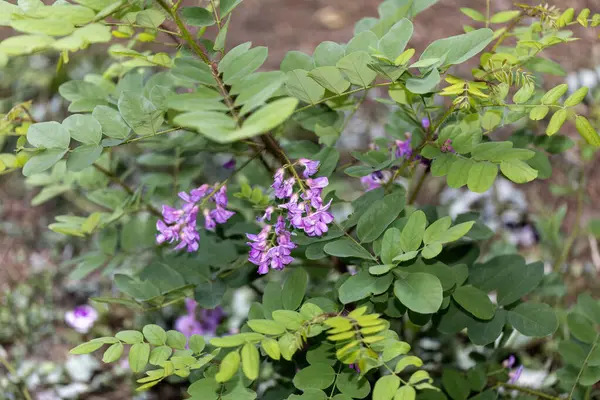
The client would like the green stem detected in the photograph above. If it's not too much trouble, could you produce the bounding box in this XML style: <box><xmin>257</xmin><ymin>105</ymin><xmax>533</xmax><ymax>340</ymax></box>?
<box><xmin>124</xmin><ymin>126</ymin><xmax>183</xmax><ymax>143</ymax></box>
<box><xmin>569</xmin><ymin>334</ymin><xmax>600</xmax><ymax>400</ymax></box>
<box><xmin>553</xmin><ymin>170</ymin><xmax>586</xmax><ymax>272</ymax></box>
<box><xmin>490</xmin><ymin>14</ymin><xmax>523</xmax><ymax>52</ymax></box>
<box><xmin>294</xmin><ymin>82</ymin><xmax>394</xmax><ymax>114</ymax></box>
<box><xmin>0</xmin><ymin>356</ymin><xmax>33</xmax><ymax>400</ymax></box>
<box><xmin>495</xmin><ymin>382</ymin><xmax>561</xmax><ymax>400</ymax></box>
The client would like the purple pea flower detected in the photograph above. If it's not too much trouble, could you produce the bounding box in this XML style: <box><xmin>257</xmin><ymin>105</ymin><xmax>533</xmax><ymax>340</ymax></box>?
<box><xmin>422</xmin><ymin>118</ymin><xmax>431</xmax><ymax>130</ymax></box>
<box><xmin>395</xmin><ymin>138</ymin><xmax>412</xmax><ymax>159</ymax></box>
<box><xmin>360</xmin><ymin>170</ymin><xmax>392</xmax><ymax>191</ymax></box>
<box><xmin>223</xmin><ymin>158</ymin><xmax>236</xmax><ymax>169</ymax></box>
<box><xmin>65</xmin><ymin>305</ymin><xmax>98</xmax><ymax>334</ymax></box>
<box><xmin>441</xmin><ymin>139</ymin><xmax>454</xmax><ymax>153</ymax></box>
<box><xmin>210</xmin><ymin>206</ymin><xmax>235</xmax><ymax>224</ymax></box>
<box><xmin>298</xmin><ymin>158</ymin><xmax>320</xmax><ymax>178</ymax></box>
<box><xmin>204</xmin><ymin>209</ymin><xmax>216</xmax><ymax>231</ymax></box>
<box><xmin>259</xmin><ymin>206</ymin><xmax>275</xmax><ymax>222</ymax></box>
<box><xmin>214</xmin><ymin>186</ymin><xmax>229</xmax><ymax>207</ymax></box>
<box><xmin>302</xmin><ymin>200</ymin><xmax>334</xmax><ymax>236</ymax></box>
<box><xmin>508</xmin><ymin>365</ymin><xmax>523</xmax><ymax>384</ymax></box>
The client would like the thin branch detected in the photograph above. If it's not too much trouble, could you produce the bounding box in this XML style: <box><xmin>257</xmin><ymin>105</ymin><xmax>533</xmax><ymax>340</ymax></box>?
<box><xmin>569</xmin><ymin>334</ymin><xmax>600</xmax><ymax>400</ymax></box>
<box><xmin>408</xmin><ymin>165</ymin><xmax>430</xmax><ymax>204</ymax></box>
<box><xmin>496</xmin><ymin>382</ymin><xmax>561</xmax><ymax>400</ymax></box>
<box><xmin>294</xmin><ymin>82</ymin><xmax>394</xmax><ymax>115</ymax></box>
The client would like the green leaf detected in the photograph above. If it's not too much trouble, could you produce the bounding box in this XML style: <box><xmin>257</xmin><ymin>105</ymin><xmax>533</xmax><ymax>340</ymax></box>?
<box><xmin>293</xmin><ymin>363</ymin><xmax>336</xmax><ymax>390</ymax></box>
<box><xmin>378</xmin><ymin>18</ymin><xmax>413</xmax><ymax>60</ymax></box>
<box><xmin>313</xmin><ymin>41</ymin><xmax>345</xmax><ymax>67</ymax></box>
<box><xmin>564</xmin><ymin>87</ymin><xmax>589</xmax><ymax>107</ymax></box>
<box><xmin>67</xmin><ymin>144</ymin><xmax>102</xmax><ymax>172</ymax></box>
<box><xmin>500</xmin><ymin>160</ymin><xmax>538</xmax><ymax>183</ymax></box>
<box><xmin>442</xmin><ymin>369</ymin><xmax>470</xmax><ymax>400</ymax></box>
<box><xmin>446</xmin><ymin>157</ymin><xmax>473</xmax><ymax>188</ymax></box>
<box><xmin>400</xmin><ymin>210</ymin><xmax>427</xmax><ymax>252</ymax></box>
<box><xmin>118</xmin><ymin>91</ymin><xmax>163</xmax><ymax>136</ymax></box>
<box><xmin>92</xmin><ymin>105</ymin><xmax>130</xmax><ymax>139</ymax></box>
<box><xmin>281</xmin><ymin>51</ymin><xmax>314</xmax><ymax>72</ymax></box>
<box><xmin>421</xmin><ymin>243</ymin><xmax>443</xmax><ymax>259</ymax></box>
<box><xmin>381</xmin><ymin>228</ymin><xmax>402</xmax><ymax>264</ymax></box>
<box><xmin>423</xmin><ymin>216</ymin><xmax>452</xmax><ymax>244</ymax></box>
<box><xmin>567</xmin><ymin>313</ymin><xmax>597</xmax><ymax>344</ymax></box>
<box><xmin>143</xmin><ymin>325</ymin><xmax>167</xmax><ymax>346</ymax></box>
<box><xmin>172</xmin><ymin>57</ymin><xmax>215</xmax><ymax>85</ymax></box>
<box><xmin>579</xmin><ymin>293</ymin><xmax>600</xmax><ymax>325</ymax></box>
<box><xmin>546</xmin><ymin>109</ymin><xmax>567</xmax><ymax>136</ymax></box>
<box><xmin>247</xmin><ymin>319</ymin><xmax>286</xmax><ymax>335</ymax></box>
<box><xmin>496</xmin><ymin>261</ymin><xmax>544</xmax><ymax>306</ymax></box>
<box><xmin>395</xmin><ymin>386</ymin><xmax>416</xmax><ymax>400</ymax></box>
<box><xmin>467</xmin><ymin>161</ymin><xmax>497</xmax><ymax>193</ymax></box>
<box><xmin>234</xmin><ymin>71</ymin><xmax>285</xmax><ymax>115</ymax></box>
<box><xmin>129</xmin><ymin>343</ymin><xmax>150</xmax><ymax>373</ymax></box>
<box><xmin>102</xmin><ymin>342</ymin><xmax>124</xmax><ymax>363</ymax></box>
<box><xmin>405</xmin><ymin>68</ymin><xmax>440</xmax><ymax>94</ymax></box>
<box><xmin>437</xmin><ymin>221</ymin><xmax>474</xmax><ymax>244</ymax></box>
<box><xmin>215</xmin><ymin>350</ymin><xmax>240</xmax><ymax>382</ymax></box>
<box><xmin>420</xmin><ymin>29</ymin><xmax>493</xmax><ymax>66</ymax></box>
<box><xmin>575</xmin><ymin>115</ymin><xmax>600</xmax><ymax>146</ymax></box>
<box><xmin>220</xmin><ymin>0</ymin><xmax>243</xmax><ymax>17</ymax></box>
<box><xmin>325</xmin><ymin>238</ymin><xmax>375</xmax><ymax>260</ymax></box>
<box><xmin>541</xmin><ymin>84</ymin><xmax>568</xmax><ymax>105</ymax></box>
<box><xmin>62</xmin><ymin>114</ymin><xmax>102</xmax><ymax>144</ymax></box>
<box><xmin>282</xmin><ymin>268</ymin><xmax>308</xmax><ymax>310</ymax></box>
<box><xmin>357</xmin><ymin>189</ymin><xmax>406</xmax><ymax>243</ymax></box>
<box><xmin>188</xmin><ymin>335</ymin><xmax>205</xmax><ymax>354</ymax></box>
<box><xmin>181</xmin><ymin>7</ymin><xmax>215</xmax><ymax>27</ymax></box>
<box><xmin>460</xmin><ymin>8</ymin><xmax>486</xmax><ymax>22</ymax></box>
<box><xmin>27</xmin><ymin>122</ymin><xmax>70</xmax><ymax>149</ymax></box>
<box><xmin>558</xmin><ymin>340</ymin><xmax>586</xmax><ymax>367</ymax></box>
<box><xmin>452</xmin><ymin>285</ymin><xmax>496</xmax><ymax>320</ymax></box>
<box><xmin>529</xmin><ymin>105</ymin><xmax>550</xmax><ymax>121</ymax></box>
<box><xmin>116</xmin><ymin>330</ymin><xmax>144</xmax><ymax>344</ymax></box>
<box><xmin>149</xmin><ymin>345</ymin><xmax>172</xmax><ymax>365</ymax></box>
<box><xmin>70</xmin><ymin>341</ymin><xmax>104</xmax><ymax>355</ymax></box>
<box><xmin>214</xmin><ymin>16</ymin><xmax>230</xmax><ymax>51</ymax></box>
<box><xmin>222</xmin><ymin>46</ymin><xmax>268</xmax><ymax>85</ymax></box>
<box><xmin>226</xmin><ymin>97</ymin><xmax>298</xmax><ymax>142</ymax></box>
<box><xmin>490</xmin><ymin>10</ymin><xmax>520</xmax><ymax>23</ymax></box>
<box><xmin>338</xmin><ymin>270</ymin><xmax>393</xmax><ymax>304</ymax></box>
<box><xmin>373</xmin><ymin>375</ymin><xmax>400</xmax><ymax>400</ymax></box>
<box><xmin>336</xmin><ymin>51</ymin><xmax>377</xmax><ymax>87</ymax></box>
<box><xmin>347</xmin><ymin>31</ymin><xmax>379</xmax><ymax>54</ymax></box>
<box><xmin>336</xmin><ymin>369</ymin><xmax>370</xmax><ymax>398</ymax></box>
<box><xmin>165</xmin><ymin>331</ymin><xmax>186</xmax><ymax>349</ymax></box>
<box><xmin>22</xmin><ymin>149</ymin><xmax>67</xmax><ymax>177</ymax></box>
<box><xmin>241</xmin><ymin>343</ymin><xmax>259</xmax><ymax>380</ymax></box>
<box><xmin>308</xmin><ymin>67</ymin><xmax>351</xmax><ymax>95</ymax></box>
<box><xmin>286</xmin><ymin>70</ymin><xmax>325</xmax><ymax>104</ymax></box>
<box><xmin>261</xmin><ymin>337</ymin><xmax>280</xmax><ymax>360</ymax></box>
<box><xmin>394</xmin><ymin>272</ymin><xmax>443</xmax><ymax>314</ymax></box>
<box><xmin>508</xmin><ymin>303</ymin><xmax>558</xmax><ymax>337</ymax></box>
<box><xmin>467</xmin><ymin>309</ymin><xmax>507</xmax><ymax>346</ymax></box>
<box><xmin>513</xmin><ymin>84</ymin><xmax>534</xmax><ymax>104</ymax></box>
<box><xmin>211</xmin><ymin>333</ymin><xmax>264</xmax><ymax>348</ymax></box>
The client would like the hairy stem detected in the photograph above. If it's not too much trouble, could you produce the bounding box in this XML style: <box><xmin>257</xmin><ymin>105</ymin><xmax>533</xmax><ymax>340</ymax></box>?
<box><xmin>569</xmin><ymin>334</ymin><xmax>600</xmax><ymax>400</ymax></box>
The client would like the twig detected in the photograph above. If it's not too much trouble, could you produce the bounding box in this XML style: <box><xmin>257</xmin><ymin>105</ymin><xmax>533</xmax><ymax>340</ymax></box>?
<box><xmin>490</xmin><ymin>14</ymin><xmax>523</xmax><ymax>52</ymax></box>
<box><xmin>408</xmin><ymin>165</ymin><xmax>430</xmax><ymax>205</ymax></box>
<box><xmin>495</xmin><ymin>382</ymin><xmax>561</xmax><ymax>400</ymax></box>
<box><xmin>294</xmin><ymin>82</ymin><xmax>394</xmax><ymax>114</ymax></box>
<box><xmin>92</xmin><ymin>163</ymin><xmax>162</xmax><ymax>217</ymax></box>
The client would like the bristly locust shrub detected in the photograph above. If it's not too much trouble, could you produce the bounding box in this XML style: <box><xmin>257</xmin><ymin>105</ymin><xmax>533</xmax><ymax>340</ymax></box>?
<box><xmin>1</xmin><ymin>0</ymin><xmax>600</xmax><ymax>398</ymax></box>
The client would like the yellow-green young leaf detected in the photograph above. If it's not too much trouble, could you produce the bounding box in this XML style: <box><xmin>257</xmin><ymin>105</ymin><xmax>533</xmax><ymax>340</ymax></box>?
<box><xmin>541</xmin><ymin>84</ymin><xmax>568</xmax><ymax>105</ymax></box>
<box><xmin>102</xmin><ymin>342</ymin><xmax>124</xmax><ymax>363</ymax></box>
<box><xmin>247</xmin><ymin>319</ymin><xmax>286</xmax><ymax>335</ymax></box>
<box><xmin>394</xmin><ymin>48</ymin><xmax>415</xmax><ymax>66</ymax></box>
<box><xmin>513</xmin><ymin>83</ymin><xmax>534</xmax><ymax>104</ymax></box>
<box><xmin>211</xmin><ymin>332</ymin><xmax>264</xmax><ymax>347</ymax></box>
<box><xmin>70</xmin><ymin>341</ymin><xmax>104</xmax><ymax>355</ymax></box>
<box><xmin>546</xmin><ymin>109</ymin><xmax>567</xmax><ymax>136</ymax></box>
<box><xmin>143</xmin><ymin>324</ymin><xmax>167</xmax><ymax>346</ymax></box>
<box><xmin>395</xmin><ymin>385</ymin><xmax>416</xmax><ymax>400</ymax></box>
<box><xmin>361</xmin><ymin>325</ymin><xmax>386</xmax><ymax>335</ymax></box>
<box><xmin>129</xmin><ymin>343</ymin><xmax>151</xmax><ymax>373</ymax></box>
<box><xmin>438</xmin><ymin>221</ymin><xmax>475</xmax><ymax>244</ymax></box>
<box><xmin>559</xmin><ymin>8</ymin><xmax>575</xmax><ymax>26</ymax></box>
<box><xmin>278</xmin><ymin>333</ymin><xmax>298</xmax><ymax>361</ymax></box>
<box><xmin>467</xmin><ymin>162</ymin><xmax>497</xmax><ymax>193</ymax></box>
<box><xmin>575</xmin><ymin>116</ymin><xmax>600</xmax><ymax>146</ymax></box>
<box><xmin>116</xmin><ymin>330</ymin><xmax>144</xmax><ymax>344</ymax></box>
<box><xmin>189</xmin><ymin>335</ymin><xmax>205</xmax><ymax>354</ymax></box>
<box><xmin>149</xmin><ymin>346</ymin><xmax>172</xmax><ymax>366</ymax></box>
<box><xmin>460</xmin><ymin>8</ymin><xmax>485</xmax><ymax>22</ymax></box>
<box><xmin>166</xmin><ymin>330</ymin><xmax>187</xmax><ymax>350</ymax></box>
<box><xmin>328</xmin><ymin>331</ymin><xmax>356</xmax><ymax>341</ymax></box>
<box><xmin>261</xmin><ymin>338</ymin><xmax>280</xmax><ymax>360</ymax></box>
<box><xmin>529</xmin><ymin>105</ymin><xmax>550</xmax><ymax>121</ymax></box>
<box><xmin>564</xmin><ymin>87</ymin><xmax>589</xmax><ymax>107</ymax></box>
<box><xmin>395</xmin><ymin>356</ymin><xmax>424</xmax><ymax>373</ymax></box>
<box><xmin>241</xmin><ymin>343</ymin><xmax>260</xmax><ymax>380</ymax></box>
<box><xmin>577</xmin><ymin>8</ymin><xmax>590</xmax><ymax>27</ymax></box>
<box><xmin>373</xmin><ymin>375</ymin><xmax>400</xmax><ymax>400</ymax></box>
<box><xmin>382</xmin><ymin>341</ymin><xmax>411</xmax><ymax>362</ymax></box>
<box><xmin>500</xmin><ymin>160</ymin><xmax>538</xmax><ymax>183</ymax></box>
<box><xmin>215</xmin><ymin>350</ymin><xmax>241</xmax><ymax>382</ymax></box>
<box><xmin>490</xmin><ymin>10</ymin><xmax>520</xmax><ymax>23</ymax></box>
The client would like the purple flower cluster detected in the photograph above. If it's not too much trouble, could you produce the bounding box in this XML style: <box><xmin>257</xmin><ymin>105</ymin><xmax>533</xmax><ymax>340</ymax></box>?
<box><xmin>175</xmin><ymin>298</ymin><xmax>224</xmax><ymax>339</ymax></box>
<box><xmin>247</xmin><ymin>158</ymin><xmax>334</xmax><ymax>275</ymax></box>
<box><xmin>156</xmin><ymin>184</ymin><xmax>235</xmax><ymax>252</ymax></box>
